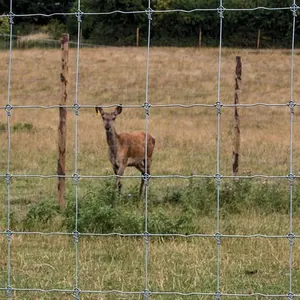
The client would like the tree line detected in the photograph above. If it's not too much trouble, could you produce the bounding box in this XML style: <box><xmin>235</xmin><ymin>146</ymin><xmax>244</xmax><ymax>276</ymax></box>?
<box><xmin>0</xmin><ymin>0</ymin><xmax>299</xmax><ymax>48</ymax></box>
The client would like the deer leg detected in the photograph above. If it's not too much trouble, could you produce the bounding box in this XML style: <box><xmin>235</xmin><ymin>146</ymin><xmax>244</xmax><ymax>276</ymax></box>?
<box><xmin>112</xmin><ymin>164</ymin><xmax>118</xmax><ymax>175</ymax></box>
<box><xmin>136</xmin><ymin>159</ymin><xmax>152</xmax><ymax>197</ymax></box>
<box><xmin>116</xmin><ymin>163</ymin><xmax>126</xmax><ymax>195</ymax></box>
<box><xmin>139</xmin><ymin>176</ymin><xmax>144</xmax><ymax>198</ymax></box>
<box><xmin>135</xmin><ymin>162</ymin><xmax>145</xmax><ymax>198</ymax></box>
<box><xmin>112</xmin><ymin>164</ymin><xmax>121</xmax><ymax>195</ymax></box>
<box><xmin>143</xmin><ymin>159</ymin><xmax>151</xmax><ymax>197</ymax></box>
<box><xmin>109</xmin><ymin>164</ymin><xmax>120</xmax><ymax>207</ymax></box>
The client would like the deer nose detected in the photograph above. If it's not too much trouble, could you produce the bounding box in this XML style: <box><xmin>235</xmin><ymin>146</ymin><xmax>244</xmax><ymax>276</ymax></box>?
<box><xmin>105</xmin><ymin>123</ymin><xmax>110</xmax><ymax>131</ymax></box>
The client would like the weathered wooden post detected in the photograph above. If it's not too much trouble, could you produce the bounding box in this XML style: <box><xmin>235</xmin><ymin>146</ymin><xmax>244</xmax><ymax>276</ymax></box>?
<box><xmin>233</xmin><ymin>56</ymin><xmax>241</xmax><ymax>177</ymax></box>
<box><xmin>198</xmin><ymin>26</ymin><xmax>202</xmax><ymax>47</ymax></box>
<box><xmin>136</xmin><ymin>27</ymin><xmax>140</xmax><ymax>47</ymax></box>
<box><xmin>58</xmin><ymin>33</ymin><xmax>69</xmax><ymax>208</ymax></box>
<box><xmin>257</xmin><ymin>28</ymin><xmax>261</xmax><ymax>49</ymax></box>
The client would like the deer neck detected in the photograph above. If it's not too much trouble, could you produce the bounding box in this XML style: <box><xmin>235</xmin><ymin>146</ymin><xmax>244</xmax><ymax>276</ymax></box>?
<box><xmin>106</xmin><ymin>127</ymin><xmax>119</xmax><ymax>156</ymax></box>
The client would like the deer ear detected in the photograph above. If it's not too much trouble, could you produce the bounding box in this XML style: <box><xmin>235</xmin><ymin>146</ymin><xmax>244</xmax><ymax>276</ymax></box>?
<box><xmin>95</xmin><ymin>106</ymin><xmax>104</xmax><ymax>116</ymax></box>
<box><xmin>115</xmin><ymin>105</ymin><xmax>122</xmax><ymax>115</ymax></box>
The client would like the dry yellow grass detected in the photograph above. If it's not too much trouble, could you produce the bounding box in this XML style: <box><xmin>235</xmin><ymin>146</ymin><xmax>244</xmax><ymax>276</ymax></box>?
<box><xmin>1</xmin><ymin>223</ymin><xmax>300</xmax><ymax>299</ymax></box>
<box><xmin>1</xmin><ymin>47</ymin><xmax>300</xmax><ymax>179</ymax></box>
<box><xmin>1</xmin><ymin>47</ymin><xmax>300</xmax><ymax>299</ymax></box>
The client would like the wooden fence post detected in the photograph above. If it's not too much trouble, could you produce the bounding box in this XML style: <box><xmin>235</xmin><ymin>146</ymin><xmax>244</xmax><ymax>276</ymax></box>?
<box><xmin>58</xmin><ymin>33</ymin><xmax>69</xmax><ymax>209</ymax></box>
<box><xmin>233</xmin><ymin>56</ymin><xmax>241</xmax><ymax>177</ymax></box>
<box><xmin>257</xmin><ymin>28</ymin><xmax>261</xmax><ymax>49</ymax></box>
<box><xmin>136</xmin><ymin>27</ymin><xmax>140</xmax><ymax>47</ymax></box>
<box><xmin>198</xmin><ymin>26</ymin><xmax>202</xmax><ymax>47</ymax></box>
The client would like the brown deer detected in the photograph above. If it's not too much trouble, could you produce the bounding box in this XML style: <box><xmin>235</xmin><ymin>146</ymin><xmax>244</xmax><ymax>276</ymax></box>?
<box><xmin>95</xmin><ymin>105</ymin><xmax>155</xmax><ymax>197</ymax></box>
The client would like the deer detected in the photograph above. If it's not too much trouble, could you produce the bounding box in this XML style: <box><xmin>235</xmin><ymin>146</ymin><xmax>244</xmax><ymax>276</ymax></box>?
<box><xmin>95</xmin><ymin>105</ymin><xmax>155</xmax><ymax>197</ymax></box>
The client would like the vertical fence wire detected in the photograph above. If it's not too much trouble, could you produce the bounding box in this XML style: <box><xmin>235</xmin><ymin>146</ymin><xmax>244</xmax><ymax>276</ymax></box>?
<box><xmin>5</xmin><ymin>0</ymin><xmax>14</xmax><ymax>298</ymax></box>
<box><xmin>143</xmin><ymin>1</ymin><xmax>152</xmax><ymax>298</ymax></box>
<box><xmin>73</xmin><ymin>0</ymin><xmax>82</xmax><ymax>298</ymax></box>
<box><xmin>215</xmin><ymin>0</ymin><xmax>224</xmax><ymax>296</ymax></box>
<box><xmin>1</xmin><ymin>2</ymin><xmax>300</xmax><ymax>299</ymax></box>
<box><xmin>288</xmin><ymin>1</ymin><xmax>297</xmax><ymax>296</ymax></box>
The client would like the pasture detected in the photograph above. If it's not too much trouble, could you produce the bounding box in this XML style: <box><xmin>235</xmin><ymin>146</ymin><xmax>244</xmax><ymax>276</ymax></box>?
<box><xmin>1</xmin><ymin>47</ymin><xmax>300</xmax><ymax>299</ymax></box>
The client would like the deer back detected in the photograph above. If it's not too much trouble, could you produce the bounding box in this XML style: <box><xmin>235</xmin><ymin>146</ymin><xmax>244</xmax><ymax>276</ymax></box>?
<box><xmin>118</xmin><ymin>131</ymin><xmax>155</xmax><ymax>161</ymax></box>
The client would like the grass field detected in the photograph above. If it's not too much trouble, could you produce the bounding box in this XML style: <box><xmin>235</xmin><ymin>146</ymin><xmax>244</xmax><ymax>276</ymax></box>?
<box><xmin>1</xmin><ymin>47</ymin><xmax>300</xmax><ymax>299</ymax></box>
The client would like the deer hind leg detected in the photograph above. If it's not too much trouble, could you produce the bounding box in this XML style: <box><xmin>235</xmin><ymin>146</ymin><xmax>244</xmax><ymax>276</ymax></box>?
<box><xmin>139</xmin><ymin>177</ymin><xmax>144</xmax><ymax>198</ymax></box>
<box><xmin>136</xmin><ymin>159</ymin><xmax>152</xmax><ymax>197</ymax></box>
<box><xmin>136</xmin><ymin>162</ymin><xmax>146</xmax><ymax>197</ymax></box>
<box><xmin>143</xmin><ymin>158</ymin><xmax>152</xmax><ymax>196</ymax></box>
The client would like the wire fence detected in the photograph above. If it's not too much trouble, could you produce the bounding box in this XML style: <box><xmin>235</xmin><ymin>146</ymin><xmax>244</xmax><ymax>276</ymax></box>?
<box><xmin>1</xmin><ymin>0</ymin><xmax>300</xmax><ymax>299</ymax></box>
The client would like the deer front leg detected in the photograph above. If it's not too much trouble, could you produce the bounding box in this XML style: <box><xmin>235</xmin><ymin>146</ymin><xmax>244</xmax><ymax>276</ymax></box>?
<box><xmin>112</xmin><ymin>164</ymin><xmax>118</xmax><ymax>175</ymax></box>
<box><xmin>116</xmin><ymin>162</ymin><xmax>126</xmax><ymax>195</ymax></box>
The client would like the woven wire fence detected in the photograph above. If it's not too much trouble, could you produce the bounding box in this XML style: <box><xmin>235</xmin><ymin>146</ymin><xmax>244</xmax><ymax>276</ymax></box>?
<box><xmin>1</xmin><ymin>0</ymin><xmax>300</xmax><ymax>299</ymax></box>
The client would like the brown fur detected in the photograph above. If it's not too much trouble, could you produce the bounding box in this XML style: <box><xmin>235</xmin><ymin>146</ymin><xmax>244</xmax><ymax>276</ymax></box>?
<box><xmin>95</xmin><ymin>105</ymin><xmax>155</xmax><ymax>197</ymax></box>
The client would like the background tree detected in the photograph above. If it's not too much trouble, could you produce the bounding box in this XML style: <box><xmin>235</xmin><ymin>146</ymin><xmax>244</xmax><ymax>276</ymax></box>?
<box><xmin>152</xmin><ymin>0</ymin><xmax>217</xmax><ymax>46</ymax></box>
<box><xmin>0</xmin><ymin>15</ymin><xmax>9</xmax><ymax>34</ymax></box>
<box><xmin>1</xmin><ymin>0</ymin><xmax>75</xmax><ymax>35</ymax></box>
<box><xmin>68</xmin><ymin>0</ymin><xmax>148</xmax><ymax>45</ymax></box>
<box><xmin>1</xmin><ymin>0</ymin><xmax>299</xmax><ymax>47</ymax></box>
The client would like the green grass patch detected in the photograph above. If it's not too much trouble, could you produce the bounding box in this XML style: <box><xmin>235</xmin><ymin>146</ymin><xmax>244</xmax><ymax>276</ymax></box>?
<box><xmin>2</xmin><ymin>178</ymin><xmax>296</xmax><ymax>234</ymax></box>
<box><xmin>12</xmin><ymin>122</ymin><xmax>33</xmax><ymax>132</ymax></box>
<box><xmin>0</xmin><ymin>122</ymin><xmax>33</xmax><ymax>133</ymax></box>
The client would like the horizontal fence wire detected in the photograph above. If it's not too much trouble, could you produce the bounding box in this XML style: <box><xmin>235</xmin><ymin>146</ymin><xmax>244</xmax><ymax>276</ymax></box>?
<box><xmin>0</xmin><ymin>6</ymin><xmax>297</xmax><ymax>19</ymax></box>
<box><xmin>1</xmin><ymin>231</ymin><xmax>300</xmax><ymax>239</ymax></box>
<box><xmin>1</xmin><ymin>1</ymin><xmax>299</xmax><ymax>299</ymax></box>
<box><xmin>1</xmin><ymin>287</ymin><xmax>300</xmax><ymax>298</ymax></box>
<box><xmin>0</xmin><ymin>173</ymin><xmax>299</xmax><ymax>179</ymax></box>
<box><xmin>1</xmin><ymin>103</ymin><xmax>299</xmax><ymax>110</ymax></box>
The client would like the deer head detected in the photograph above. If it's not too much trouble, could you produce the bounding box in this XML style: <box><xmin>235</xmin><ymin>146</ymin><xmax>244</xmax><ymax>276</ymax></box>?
<box><xmin>95</xmin><ymin>105</ymin><xmax>122</xmax><ymax>132</ymax></box>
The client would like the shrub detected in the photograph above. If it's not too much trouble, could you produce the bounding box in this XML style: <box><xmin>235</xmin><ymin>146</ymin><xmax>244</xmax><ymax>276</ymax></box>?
<box><xmin>41</xmin><ymin>20</ymin><xmax>67</xmax><ymax>40</ymax></box>
<box><xmin>183</xmin><ymin>178</ymin><xmax>216</xmax><ymax>215</ymax></box>
<box><xmin>17</xmin><ymin>178</ymin><xmax>298</xmax><ymax>233</ymax></box>
<box><xmin>63</xmin><ymin>179</ymin><xmax>195</xmax><ymax>234</ymax></box>
<box><xmin>24</xmin><ymin>199</ymin><xmax>60</xmax><ymax>229</ymax></box>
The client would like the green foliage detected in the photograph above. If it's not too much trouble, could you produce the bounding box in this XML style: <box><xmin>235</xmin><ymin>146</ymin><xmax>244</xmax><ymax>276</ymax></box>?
<box><xmin>148</xmin><ymin>205</ymin><xmax>195</xmax><ymax>234</ymax></box>
<box><xmin>41</xmin><ymin>19</ymin><xmax>67</xmax><ymax>40</ymax></box>
<box><xmin>11</xmin><ymin>0</ymin><xmax>75</xmax><ymax>25</ymax></box>
<box><xmin>12</xmin><ymin>122</ymin><xmax>33</xmax><ymax>132</ymax></box>
<box><xmin>24</xmin><ymin>199</ymin><xmax>61</xmax><ymax>229</ymax></box>
<box><xmin>2</xmin><ymin>0</ymin><xmax>75</xmax><ymax>38</ymax></box>
<box><xmin>0</xmin><ymin>122</ymin><xmax>33</xmax><ymax>133</ymax></box>
<box><xmin>67</xmin><ymin>0</ymin><xmax>148</xmax><ymax>46</ymax></box>
<box><xmin>64</xmin><ymin>180</ymin><xmax>140</xmax><ymax>233</ymax></box>
<box><xmin>163</xmin><ymin>187</ymin><xmax>183</xmax><ymax>203</ymax></box>
<box><xmin>63</xmin><ymin>179</ymin><xmax>195</xmax><ymax>234</ymax></box>
<box><xmin>152</xmin><ymin>0</ymin><xmax>217</xmax><ymax>46</ymax></box>
<box><xmin>0</xmin><ymin>16</ymin><xmax>9</xmax><ymax>35</ymax></box>
<box><xmin>14</xmin><ymin>179</ymin><xmax>300</xmax><ymax>234</ymax></box>
<box><xmin>245</xmin><ymin>180</ymin><xmax>289</xmax><ymax>213</ymax></box>
<box><xmin>1</xmin><ymin>0</ymin><xmax>297</xmax><ymax>47</ymax></box>
<box><xmin>64</xmin><ymin>0</ymin><xmax>297</xmax><ymax>47</ymax></box>
<box><xmin>0</xmin><ymin>122</ymin><xmax>7</xmax><ymax>132</ymax></box>
<box><xmin>183</xmin><ymin>178</ymin><xmax>216</xmax><ymax>214</ymax></box>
